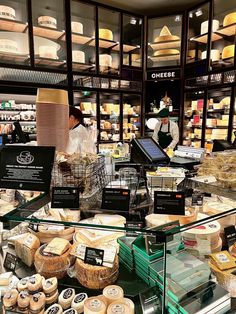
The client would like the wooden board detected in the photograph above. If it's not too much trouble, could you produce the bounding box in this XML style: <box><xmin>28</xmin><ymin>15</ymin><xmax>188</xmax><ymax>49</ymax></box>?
<box><xmin>190</xmin><ymin>32</ymin><xmax>222</xmax><ymax>44</ymax></box>
<box><xmin>150</xmin><ymin>54</ymin><xmax>180</xmax><ymax>62</ymax></box>
<box><xmin>113</xmin><ymin>43</ymin><xmax>139</xmax><ymax>53</ymax></box>
<box><xmin>60</xmin><ymin>33</ymin><xmax>92</xmax><ymax>45</ymax></box>
<box><xmin>0</xmin><ymin>52</ymin><xmax>29</xmax><ymax>63</ymax></box>
<box><xmin>216</xmin><ymin>24</ymin><xmax>236</xmax><ymax>37</ymax></box>
<box><xmin>0</xmin><ymin>18</ymin><xmax>27</xmax><ymax>32</ymax></box>
<box><xmin>33</xmin><ymin>26</ymin><xmax>64</xmax><ymax>40</ymax></box>
<box><xmin>150</xmin><ymin>40</ymin><xmax>180</xmax><ymax>50</ymax></box>
<box><xmin>89</xmin><ymin>38</ymin><xmax>118</xmax><ymax>49</ymax></box>
<box><xmin>72</xmin><ymin>62</ymin><xmax>95</xmax><ymax>71</ymax></box>
<box><xmin>35</xmin><ymin>57</ymin><xmax>66</xmax><ymax>67</ymax></box>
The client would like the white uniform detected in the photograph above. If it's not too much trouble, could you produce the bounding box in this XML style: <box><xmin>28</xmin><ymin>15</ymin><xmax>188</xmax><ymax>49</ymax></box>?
<box><xmin>66</xmin><ymin>124</ymin><xmax>94</xmax><ymax>154</ymax></box>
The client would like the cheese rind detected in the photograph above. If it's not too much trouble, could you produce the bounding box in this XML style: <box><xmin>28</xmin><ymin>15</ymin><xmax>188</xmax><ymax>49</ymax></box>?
<box><xmin>99</xmin><ymin>29</ymin><xmax>113</xmax><ymax>41</ymax></box>
<box><xmin>103</xmin><ymin>285</ymin><xmax>124</xmax><ymax>305</ymax></box>
<box><xmin>154</xmin><ymin>49</ymin><xmax>179</xmax><ymax>57</ymax></box>
<box><xmin>223</xmin><ymin>12</ymin><xmax>236</xmax><ymax>27</ymax></box>
<box><xmin>15</xmin><ymin>233</ymin><xmax>40</xmax><ymax>267</ymax></box>
<box><xmin>154</xmin><ymin>25</ymin><xmax>180</xmax><ymax>42</ymax></box>
<box><xmin>107</xmin><ymin>302</ymin><xmax>130</xmax><ymax>314</ymax></box>
<box><xmin>84</xmin><ymin>297</ymin><xmax>106</xmax><ymax>314</ymax></box>
<box><xmin>44</xmin><ymin>238</ymin><xmax>70</xmax><ymax>256</ymax></box>
<box><xmin>39</xmin><ymin>46</ymin><xmax>58</xmax><ymax>60</ymax></box>
<box><xmin>222</xmin><ymin>45</ymin><xmax>235</xmax><ymax>60</ymax></box>
<box><xmin>0</xmin><ymin>39</ymin><xmax>17</xmax><ymax>53</ymax></box>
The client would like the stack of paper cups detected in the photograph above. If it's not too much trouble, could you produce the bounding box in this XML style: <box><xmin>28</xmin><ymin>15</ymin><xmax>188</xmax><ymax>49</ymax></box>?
<box><xmin>36</xmin><ymin>88</ymin><xmax>69</xmax><ymax>151</ymax></box>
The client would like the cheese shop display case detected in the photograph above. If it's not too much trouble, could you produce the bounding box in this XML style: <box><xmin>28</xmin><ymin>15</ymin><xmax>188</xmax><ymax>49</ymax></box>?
<box><xmin>183</xmin><ymin>91</ymin><xmax>205</xmax><ymax>148</ymax></box>
<box><xmin>71</xmin><ymin>1</ymin><xmax>96</xmax><ymax>73</ymax></box>
<box><xmin>186</xmin><ymin>2</ymin><xmax>210</xmax><ymax>65</ymax></box>
<box><xmin>122</xmin><ymin>14</ymin><xmax>142</xmax><ymax>68</ymax></box>
<box><xmin>205</xmin><ymin>88</ymin><xmax>231</xmax><ymax>153</ymax></box>
<box><xmin>0</xmin><ymin>93</ymin><xmax>37</xmax><ymax>140</ymax></box>
<box><xmin>31</xmin><ymin>0</ymin><xmax>67</xmax><ymax>69</ymax></box>
<box><xmin>210</xmin><ymin>0</ymin><xmax>236</xmax><ymax>70</ymax></box>
<box><xmin>123</xmin><ymin>94</ymin><xmax>141</xmax><ymax>142</ymax></box>
<box><xmin>99</xmin><ymin>92</ymin><xmax>120</xmax><ymax>143</ymax></box>
<box><xmin>233</xmin><ymin>93</ymin><xmax>236</xmax><ymax>143</ymax></box>
<box><xmin>74</xmin><ymin>91</ymin><xmax>97</xmax><ymax>130</ymax></box>
<box><xmin>0</xmin><ymin>0</ymin><xmax>30</xmax><ymax>66</ymax></box>
<box><xmin>98</xmin><ymin>7</ymin><xmax>120</xmax><ymax>75</ymax></box>
<box><xmin>147</xmin><ymin>14</ymin><xmax>182</xmax><ymax>68</ymax></box>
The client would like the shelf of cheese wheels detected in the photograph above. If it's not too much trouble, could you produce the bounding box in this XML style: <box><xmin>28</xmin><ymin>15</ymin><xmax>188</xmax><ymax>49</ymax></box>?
<box><xmin>2</xmin><ymin>180</ymin><xmax>236</xmax><ymax>314</ymax></box>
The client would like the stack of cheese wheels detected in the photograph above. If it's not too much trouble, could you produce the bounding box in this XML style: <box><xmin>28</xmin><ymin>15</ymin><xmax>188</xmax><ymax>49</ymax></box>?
<box><xmin>74</xmin><ymin>255</ymin><xmax>119</xmax><ymax>289</ymax></box>
<box><xmin>103</xmin><ymin>285</ymin><xmax>124</xmax><ymax>305</ymax></box>
<box><xmin>99</xmin><ymin>29</ymin><xmax>113</xmax><ymax>41</ymax></box>
<box><xmin>223</xmin><ymin>12</ymin><xmax>236</xmax><ymax>27</ymax></box>
<box><xmin>182</xmin><ymin>213</ymin><xmax>221</xmax><ymax>256</ymax></box>
<box><xmin>34</xmin><ymin>242</ymin><xmax>72</xmax><ymax>279</ymax></box>
<box><xmin>36</xmin><ymin>88</ymin><xmax>69</xmax><ymax>151</ymax></box>
<box><xmin>84</xmin><ymin>297</ymin><xmax>107</xmax><ymax>314</ymax></box>
<box><xmin>0</xmin><ymin>5</ymin><xmax>16</xmax><ymax>20</ymax></box>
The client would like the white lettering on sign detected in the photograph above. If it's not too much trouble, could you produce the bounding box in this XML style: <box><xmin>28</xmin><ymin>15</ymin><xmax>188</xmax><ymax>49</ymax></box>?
<box><xmin>151</xmin><ymin>71</ymin><xmax>176</xmax><ymax>79</ymax></box>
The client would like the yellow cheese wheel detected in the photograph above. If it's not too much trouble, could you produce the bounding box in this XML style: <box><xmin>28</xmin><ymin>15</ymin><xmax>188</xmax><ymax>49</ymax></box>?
<box><xmin>84</xmin><ymin>297</ymin><xmax>106</xmax><ymax>314</ymax></box>
<box><xmin>154</xmin><ymin>49</ymin><xmax>179</xmax><ymax>57</ymax></box>
<box><xmin>102</xmin><ymin>285</ymin><xmax>124</xmax><ymax>305</ymax></box>
<box><xmin>222</xmin><ymin>45</ymin><xmax>235</xmax><ymax>60</ymax></box>
<box><xmin>223</xmin><ymin>12</ymin><xmax>236</xmax><ymax>27</ymax></box>
<box><xmin>99</xmin><ymin>29</ymin><xmax>113</xmax><ymax>41</ymax></box>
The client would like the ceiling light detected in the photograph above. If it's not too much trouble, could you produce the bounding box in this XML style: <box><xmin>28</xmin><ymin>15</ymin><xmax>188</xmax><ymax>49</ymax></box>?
<box><xmin>130</xmin><ymin>17</ymin><xmax>137</xmax><ymax>25</ymax></box>
<box><xmin>139</xmin><ymin>19</ymin><xmax>142</xmax><ymax>25</ymax></box>
<box><xmin>189</xmin><ymin>11</ymin><xmax>193</xmax><ymax>18</ymax></box>
<box><xmin>196</xmin><ymin>8</ymin><xmax>203</xmax><ymax>17</ymax></box>
<box><xmin>175</xmin><ymin>15</ymin><xmax>181</xmax><ymax>22</ymax></box>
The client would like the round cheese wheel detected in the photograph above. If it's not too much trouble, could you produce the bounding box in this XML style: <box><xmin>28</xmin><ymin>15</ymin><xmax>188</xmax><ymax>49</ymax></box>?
<box><xmin>107</xmin><ymin>302</ymin><xmax>130</xmax><ymax>314</ymax></box>
<box><xmin>71</xmin><ymin>293</ymin><xmax>88</xmax><ymax>313</ymax></box>
<box><xmin>202</xmin><ymin>49</ymin><xmax>220</xmax><ymax>62</ymax></box>
<box><xmin>223</xmin><ymin>12</ymin><xmax>236</xmax><ymax>27</ymax></box>
<box><xmin>0</xmin><ymin>5</ymin><xmax>15</xmax><ymax>20</ymax></box>
<box><xmin>154</xmin><ymin>49</ymin><xmax>179</xmax><ymax>57</ymax></box>
<box><xmin>39</xmin><ymin>46</ymin><xmax>58</xmax><ymax>60</ymax></box>
<box><xmin>123</xmin><ymin>298</ymin><xmax>135</xmax><ymax>314</ymax></box>
<box><xmin>103</xmin><ymin>285</ymin><xmax>124</xmax><ymax>305</ymax></box>
<box><xmin>201</xmin><ymin>20</ymin><xmax>219</xmax><ymax>35</ymax></box>
<box><xmin>38</xmin><ymin>16</ymin><xmax>57</xmax><ymax>29</ymax></box>
<box><xmin>71</xmin><ymin>21</ymin><xmax>83</xmax><ymax>34</ymax></box>
<box><xmin>45</xmin><ymin>304</ymin><xmax>63</xmax><ymax>314</ymax></box>
<box><xmin>84</xmin><ymin>297</ymin><xmax>106</xmax><ymax>314</ymax></box>
<box><xmin>222</xmin><ymin>45</ymin><xmax>235</xmax><ymax>60</ymax></box>
<box><xmin>99</xmin><ymin>29</ymin><xmax>113</xmax><ymax>41</ymax></box>
<box><xmin>0</xmin><ymin>39</ymin><xmax>17</xmax><ymax>53</ymax></box>
<box><xmin>72</xmin><ymin>50</ymin><xmax>85</xmax><ymax>63</ymax></box>
<box><xmin>74</xmin><ymin>256</ymin><xmax>119</xmax><ymax>289</ymax></box>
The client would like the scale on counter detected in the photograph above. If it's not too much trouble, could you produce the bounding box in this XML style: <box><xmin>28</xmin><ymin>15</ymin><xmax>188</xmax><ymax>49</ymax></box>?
<box><xmin>171</xmin><ymin>146</ymin><xmax>205</xmax><ymax>168</ymax></box>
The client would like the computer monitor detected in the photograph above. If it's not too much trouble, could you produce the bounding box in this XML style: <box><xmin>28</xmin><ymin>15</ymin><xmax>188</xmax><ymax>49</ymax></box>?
<box><xmin>11</xmin><ymin>121</ymin><xmax>30</xmax><ymax>144</ymax></box>
<box><xmin>130</xmin><ymin>137</ymin><xmax>170</xmax><ymax>164</ymax></box>
<box><xmin>212</xmin><ymin>139</ymin><xmax>234</xmax><ymax>152</ymax></box>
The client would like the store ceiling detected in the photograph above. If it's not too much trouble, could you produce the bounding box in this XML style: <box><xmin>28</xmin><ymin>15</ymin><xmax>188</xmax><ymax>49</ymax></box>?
<box><xmin>94</xmin><ymin>0</ymin><xmax>204</xmax><ymax>15</ymax></box>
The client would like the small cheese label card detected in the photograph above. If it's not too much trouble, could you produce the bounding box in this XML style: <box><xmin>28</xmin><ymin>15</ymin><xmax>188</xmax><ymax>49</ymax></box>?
<box><xmin>154</xmin><ymin>191</ymin><xmax>185</xmax><ymax>215</ymax></box>
<box><xmin>224</xmin><ymin>225</ymin><xmax>236</xmax><ymax>248</ymax></box>
<box><xmin>4</xmin><ymin>252</ymin><xmax>18</xmax><ymax>271</ymax></box>
<box><xmin>84</xmin><ymin>247</ymin><xmax>104</xmax><ymax>266</ymax></box>
<box><xmin>28</xmin><ymin>216</ymin><xmax>39</xmax><ymax>232</ymax></box>
<box><xmin>51</xmin><ymin>187</ymin><xmax>80</xmax><ymax>209</ymax></box>
<box><xmin>191</xmin><ymin>192</ymin><xmax>203</xmax><ymax>206</ymax></box>
<box><xmin>125</xmin><ymin>221</ymin><xmax>143</xmax><ymax>236</ymax></box>
<box><xmin>102</xmin><ymin>188</ymin><xmax>130</xmax><ymax>212</ymax></box>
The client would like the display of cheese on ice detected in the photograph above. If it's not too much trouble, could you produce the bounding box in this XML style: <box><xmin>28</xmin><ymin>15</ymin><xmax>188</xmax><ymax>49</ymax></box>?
<box><xmin>14</xmin><ymin>233</ymin><xmax>40</xmax><ymax>267</ymax></box>
<box><xmin>223</xmin><ymin>12</ymin><xmax>236</xmax><ymax>27</ymax></box>
<box><xmin>84</xmin><ymin>297</ymin><xmax>107</xmax><ymax>314</ymax></box>
<box><xmin>154</xmin><ymin>49</ymin><xmax>179</xmax><ymax>57</ymax></box>
<box><xmin>72</xmin><ymin>50</ymin><xmax>85</xmax><ymax>63</ymax></box>
<box><xmin>71</xmin><ymin>21</ymin><xmax>83</xmax><ymax>34</ymax></box>
<box><xmin>38</xmin><ymin>16</ymin><xmax>57</xmax><ymax>29</ymax></box>
<box><xmin>39</xmin><ymin>45</ymin><xmax>58</xmax><ymax>59</ymax></box>
<box><xmin>0</xmin><ymin>39</ymin><xmax>17</xmax><ymax>53</ymax></box>
<box><xmin>34</xmin><ymin>242</ymin><xmax>72</xmax><ymax>279</ymax></box>
<box><xmin>222</xmin><ymin>45</ymin><xmax>235</xmax><ymax>60</ymax></box>
<box><xmin>154</xmin><ymin>25</ymin><xmax>180</xmax><ymax>42</ymax></box>
<box><xmin>75</xmin><ymin>255</ymin><xmax>119</xmax><ymax>289</ymax></box>
<box><xmin>210</xmin><ymin>251</ymin><xmax>236</xmax><ymax>270</ymax></box>
<box><xmin>200</xmin><ymin>19</ymin><xmax>219</xmax><ymax>35</ymax></box>
<box><xmin>0</xmin><ymin>5</ymin><xmax>16</xmax><ymax>20</ymax></box>
<box><xmin>99</xmin><ymin>28</ymin><xmax>113</xmax><ymax>41</ymax></box>
<box><xmin>201</xmin><ymin>49</ymin><xmax>220</xmax><ymax>62</ymax></box>
<box><xmin>99</xmin><ymin>54</ymin><xmax>112</xmax><ymax>67</ymax></box>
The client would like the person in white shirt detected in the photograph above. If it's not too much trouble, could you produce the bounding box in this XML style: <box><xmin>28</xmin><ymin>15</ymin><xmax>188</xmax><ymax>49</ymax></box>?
<box><xmin>152</xmin><ymin>108</ymin><xmax>179</xmax><ymax>150</ymax></box>
<box><xmin>66</xmin><ymin>106</ymin><xmax>91</xmax><ymax>154</ymax></box>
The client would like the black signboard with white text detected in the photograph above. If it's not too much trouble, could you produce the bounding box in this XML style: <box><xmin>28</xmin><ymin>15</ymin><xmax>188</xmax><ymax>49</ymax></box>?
<box><xmin>154</xmin><ymin>191</ymin><xmax>185</xmax><ymax>215</ymax></box>
<box><xmin>0</xmin><ymin>146</ymin><xmax>55</xmax><ymax>191</ymax></box>
<box><xmin>102</xmin><ymin>188</ymin><xmax>130</xmax><ymax>211</ymax></box>
<box><xmin>51</xmin><ymin>187</ymin><xmax>80</xmax><ymax>209</ymax></box>
<box><xmin>147</xmin><ymin>69</ymin><xmax>180</xmax><ymax>81</ymax></box>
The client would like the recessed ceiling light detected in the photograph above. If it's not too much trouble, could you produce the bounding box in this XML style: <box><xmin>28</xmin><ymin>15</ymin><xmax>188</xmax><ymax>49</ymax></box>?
<box><xmin>130</xmin><ymin>17</ymin><xmax>137</xmax><ymax>25</ymax></box>
<box><xmin>189</xmin><ymin>11</ymin><xmax>193</xmax><ymax>18</ymax></box>
<box><xmin>175</xmin><ymin>15</ymin><xmax>181</xmax><ymax>22</ymax></box>
<box><xmin>196</xmin><ymin>8</ymin><xmax>203</xmax><ymax>17</ymax></box>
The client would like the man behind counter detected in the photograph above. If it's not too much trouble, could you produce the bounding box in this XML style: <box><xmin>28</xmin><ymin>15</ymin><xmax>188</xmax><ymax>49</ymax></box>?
<box><xmin>152</xmin><ymin>108</ymin><xmax>179</xmax><ymax>150</ymax></box>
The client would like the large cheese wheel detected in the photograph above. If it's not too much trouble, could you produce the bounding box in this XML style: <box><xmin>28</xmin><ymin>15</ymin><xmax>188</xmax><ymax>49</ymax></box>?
<box><xmin>71</xmin><ymin>21</ymin><xmax>83</xmax><ymax>34</ymax></box>
<box><xmin>201</xmin><ymin>20</ymin><xmax>219</xmax><ymax>35</ymax></box>
<box><xmin>84</xmin><ymin>297</ymin><xmax>106</xmax><ymax>314</ymax></box>
<box><xmin>0</xmin><ymin>39</ymin><xmax>17</xmax><ymax>53</ymax></box>
<box><xmin>154</xmin><ymin>49</ymin><xmax>179</xmax><ymax>57</ymax></box>
<box><xmin>0</xmin><ymin>5</ymin><xmax>15</xmax><ymax>20</ymax></box>
<box><xmin>99</xmin><ymin>29</ymin><xmax>113</xmax><ymax>41</ymax></box>
<box><xmin>34</xmin><ymin>244</ymin><xmax>72</xmax><ymax>279</ymax></box>
<box><xmin>39</xmin><ymin>46</ymin><xmax>58</xmax><ymax>59</ymax></box>
<box><xmin>223</xmin><ymin>12</ymin><xmax>236</xmax><ymax>27</ymax></box>
<box><xmin>102</xmin><ymin>285</ymin><xmax>124</xmax><ymax>305</ymax></box>
<box><xmin>74</xmin><ymin>255</ymin><xmax>119</xmax><ymax>289</ymax></box>
<box><xmin>154</xmin><ymin>26</ymin><xmax>179</xmax><ymax>42</ymax></box>
<box><xmin>72</xmin><ymin>50</ymin><xmax>85</xmax><ymax>63</ymax></box>
<box><xmin>38</xmin><ymin>16</ymin><xmax>57</xmax><ymax>29</ymax></box>
<box><xmin>222</xmin><ymin>45</ymin><xmax>235</xmax><ymax>60</ymax></box>
<box><xmin>202</xmin><ymin>49</ymin><xmax>220</xmax><ymax>62</ymax></box>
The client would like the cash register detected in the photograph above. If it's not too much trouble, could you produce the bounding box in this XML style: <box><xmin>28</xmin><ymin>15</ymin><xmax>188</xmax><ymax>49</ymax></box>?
<box><xmin>170</xmin><ymin>146</ymin><xmax>205</xmax><ymax>169</ymax></box>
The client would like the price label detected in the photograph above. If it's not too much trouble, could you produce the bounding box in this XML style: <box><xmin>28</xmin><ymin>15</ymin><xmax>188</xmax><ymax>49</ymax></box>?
<box><xmin>102</xmin><ymin>188</ymin><xmax>130</xmax><ymax>212</ymax></box>
<box><xmin>224</xmin><ymin>225</ymin><xmax>236</xmax><ymax>248</ymax></box>
<box><xmin>51</xmin><ymin>187</ymin><xmax>80</xmax><ymax>209</ymax></box>
<box><xmin>154</xmin><ymin>191</ymin><xmax>185</xmax><ymax>215</ymax></box>
<box><xmin>4</xmin><ymin>252</ymin><xmax>18</xmax><ymax>271</ymax></box>
<box><xmin>84</xmin><ymin>247</ymin><xmax>104</xmax><ymax>266</ymax></box>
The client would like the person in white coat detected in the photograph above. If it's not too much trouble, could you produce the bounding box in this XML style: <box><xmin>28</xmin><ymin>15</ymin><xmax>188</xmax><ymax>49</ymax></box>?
<box><xmin>66</xmin><ymin>106</ymin><xmax>91</xmax><ymax>154</ymax></box>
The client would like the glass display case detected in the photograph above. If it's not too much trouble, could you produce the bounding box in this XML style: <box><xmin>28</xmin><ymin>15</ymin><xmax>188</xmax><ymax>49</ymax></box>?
<box><xmin>210</xmin><ymin>0</ymin><xmax>236</xmax><ymax>70</ymax></box>
<box><xmin>183</xmin><ymin>91</ymin><xmax>205</xmax><ymax>148</ymax></box>
<box><xmin>70</xmin><ymin>1</ymin><xmax>96</xmax><ymax>73</ymax></box>
<box><xmin>31</xmin><ymin>0</ymin><xmax>67</xmax><ymax>69</ymax></box>
<box><xmin>99</xmin><ymin>92</ymin><xmax>120</xmax><ymax>143</ymax></box>
<box><xmin>98</xmin><ymin>7</ymin><xmax>120</xmax><ymax>75</ymax></box>
<box><xmin>232</xmin><ymin>90</ymin><xmax>236</xmax><ymax>144</ymax></box>
<box><xmin>122</xmin><ymin>14</ymin><xmax>142</xmax><ymax>68</ymax></box>
<box><xmin>147</xmin><ymin>15</ymin><xmax>182</xmax><ymax>68</ymax></box>
<box><xmin>186</xmin><ymin>3</ymin><xmax>211</xmax><ymax>65</ymax></box>
<box><xmin>205</xmin><ymin>87</ymin><xmax>231</xmax><ymax>153</ymax></box>
<box><xmin>123</xmin><ymin>94</ymin><xmax>141</xmax><ymax>142</ymax></box>
<box><xmin>0</xmin><ymin>0</ymin><xmax>29</xmax><ymax>66</ymax></box>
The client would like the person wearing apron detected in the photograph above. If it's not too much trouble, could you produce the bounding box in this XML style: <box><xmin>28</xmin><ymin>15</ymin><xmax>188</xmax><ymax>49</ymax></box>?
<box><xmin>152</xmin><ymin>108</ymin><xmax>179</xmax><ymax>150</ymax></box>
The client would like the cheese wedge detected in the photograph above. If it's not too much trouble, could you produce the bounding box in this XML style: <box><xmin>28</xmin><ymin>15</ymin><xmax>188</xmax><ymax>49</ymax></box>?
<box><xmin>0</xmin><ymin>272</ymin><xmax>12</xmax><ymax>286</ymax></box>
<box><xmin>160</xmin><ymin>25</ymin><xmax>171</xmax><ymax>36</ymax></box>
<box><xmin>44</xmin><ymin>238</ymin><xmax>70</xmax><ymax>256</ymax></box>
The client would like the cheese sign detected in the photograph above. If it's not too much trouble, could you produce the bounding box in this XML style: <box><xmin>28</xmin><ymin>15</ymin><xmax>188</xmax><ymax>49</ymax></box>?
<box><xmin>4</xmin><ymin>252</ymin><xmax>18</xmax><ymax>271</ymax></box>
<box><xmin>147</xmin><ymin>69</ymin><xmax>180</xmax><ymax>80</ymax></box>
<box><xmin>51</xmin><ymin>187</ymin><xmax>80</xmax><ymax>209</ymax></box>
<box><xmin>154</xmin><ymin>191</ymin><xmax>185</xmax><ymax>215</ymax></box>
<box><xmin>101</xmin><ymin>188</ymin><xmax>130</xmax><ymax>212</ymax></box>
<box><xmin>84</xmin><ymin>247</ymin><xmax>104</xmax><ymax>266</ymax></box>
<box><xmin>224</xmin><ymin>225</ymin><xmax>236</xmax><ymax>248</ymax></box>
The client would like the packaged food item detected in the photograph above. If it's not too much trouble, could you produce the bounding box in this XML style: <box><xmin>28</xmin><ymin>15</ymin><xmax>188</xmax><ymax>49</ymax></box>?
<box><xmin>210</xmin><ymin>251</ymin><xmax>236</xmax><ymax>270</ymax></box>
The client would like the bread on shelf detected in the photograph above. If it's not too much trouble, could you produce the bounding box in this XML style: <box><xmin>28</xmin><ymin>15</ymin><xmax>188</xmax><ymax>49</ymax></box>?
<box><xmin>99</xmin><ymin>28</ymin><xmax>113</xmax><ymax>41</ymax></box>
<box><xmin>223</xmin><ymin>12</ymin><xmax>236</xmax><ymax>27</ymax></box>
<box><xmin>38</xmin><ymin>16</ymin><xmax>57</xmax><ymax>29</ymax></box>
<box><xmin>0</xmin><ymin>5</ymin><xmax>16</xmax><ymax>20</ymax></box>
<box><xmin>154</xmin><ymin>25</ymin><xmax>180</xmax><ymax>42</ymax></box>
<box><xmin>222</xmin><ymin>45</ymin><xmax>235</xmax><ymax>60</ymax></box>
<box><xmin>71</xmin><ymin>21</ymin><xmax>83</xmax><ymax>34</ymax></box>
